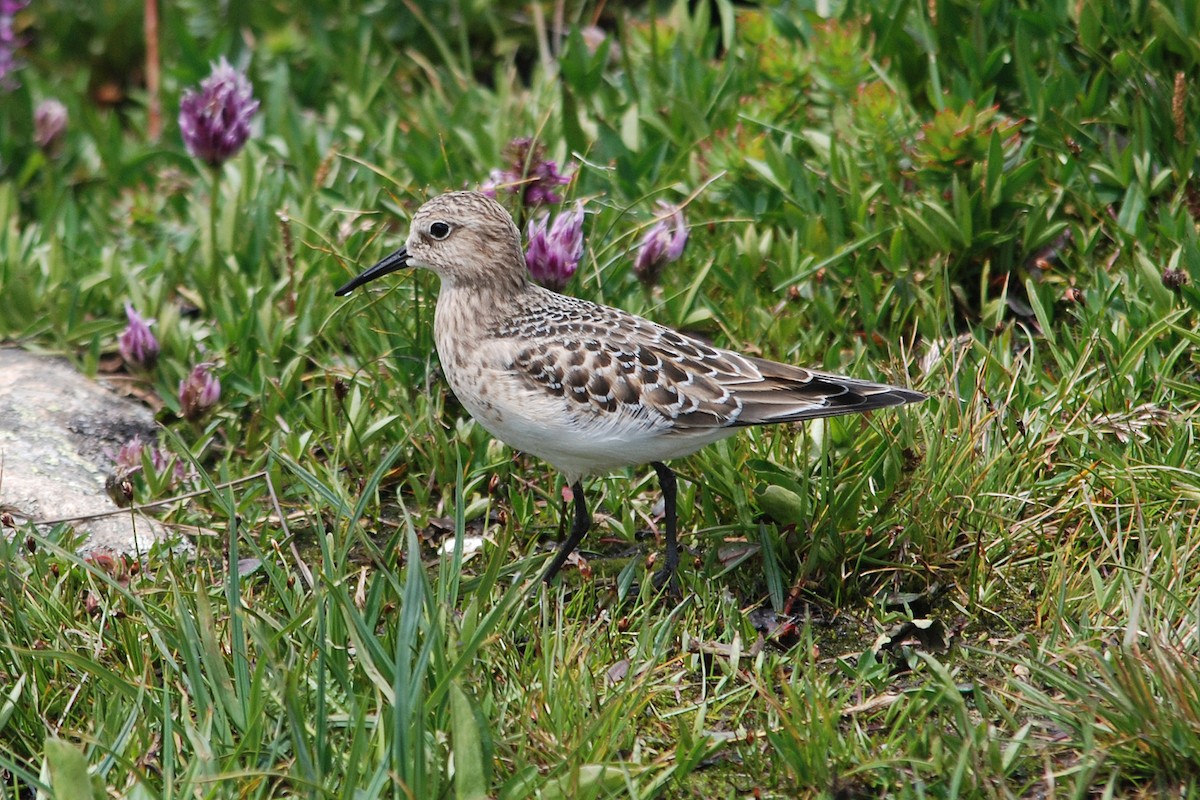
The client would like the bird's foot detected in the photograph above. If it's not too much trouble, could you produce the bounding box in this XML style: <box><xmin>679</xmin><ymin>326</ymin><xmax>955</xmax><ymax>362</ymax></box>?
<box><xmin>650</xmin><ymin>564</ymin><xmax>682</xmax><ymax>598</ymax></box>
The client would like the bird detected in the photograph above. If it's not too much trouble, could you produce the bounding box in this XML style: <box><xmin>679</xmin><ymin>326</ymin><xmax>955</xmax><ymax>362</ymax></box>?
<box><xmin>336</xmin><ymin>191</ymin><xmax>925</xmax><ymax>588</ymax></box>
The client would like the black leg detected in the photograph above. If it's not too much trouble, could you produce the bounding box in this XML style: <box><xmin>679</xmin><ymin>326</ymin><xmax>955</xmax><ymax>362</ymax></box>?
<box><xmin>651</xmin><ymin>462</ymin><xmax>679</xmax><ymax>590</ymax></box>
<box><xmin>555</xmin><ymin>485</ymin><xmax>569</xmax><ymax>539</ymax></box>
<box><xmin>542</xmin><ymin>480</ymin><xmax>590</xmax><ymax>583</ymax></box>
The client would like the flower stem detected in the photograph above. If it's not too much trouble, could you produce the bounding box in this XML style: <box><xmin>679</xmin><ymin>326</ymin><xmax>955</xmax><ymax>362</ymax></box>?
<box><xmin>208</xmin><ymin>165</ymin><xmax>221</xmax><ymax>292</ymax></box>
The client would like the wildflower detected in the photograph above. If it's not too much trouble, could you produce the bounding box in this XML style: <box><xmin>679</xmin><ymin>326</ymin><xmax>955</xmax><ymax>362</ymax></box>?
<box><xmin>481</xmin><ymin>137</ymin><xmax>571</xmax><ymax>208</ymax></box>
<box><xmin>113</xmin><ymin>437</ymin><xmax>189</xmax><ymax>485</ymax></box>
<box><xmin>633</xmin><ymin>201</ymin><xmax>689</xmax><ymax>285</ymax></box>
<box><xmin>113</xmin><ymin>437</ymin><xmax>148</xmax><ymax>474</ymax></box>
<box><xmin>34</xmin><ymin>99</ymin><xmax>68</xmax><ymax>153</ymax></box>
<box><xmin>107</xmin><ymin>437</ymin><xmax>148</xmax><ymax>507</ymax></box>
<box><xmin>580</xmin><ymin>25</ymin><xmax>619</xmax><ymax>59</ymax></box>
<box><xmin>178</xmin><ymin>57</ymin><xmax>259</xmax><ymax>167</ymax></box>
<box><xmin>1162</xmin><ymin>267</ymin><xmax>1189</xmax><ymax>292</ymax></box>
<box><xmin>179</xmin><ymin>363</ymin><xmax>221</xmax><ymax>421</ymax></box>
<box><xmin>118</xmin><ymin>303</ymin><xmax>160</xmax><ymax>371</ymax></box>
<box><xmin>0</xmin><ymin>0</ymin><xmax>27</xmax><ymax>91</ymax></box>
<box><xmin>159</xmin><ymin>448</ymin><xmax>192</xmax><ymax>485</ymax></box>
<box><xmin>525</xmin><ymin>203</ymin><xmax>585</xmax><ymax>290</ymax></box>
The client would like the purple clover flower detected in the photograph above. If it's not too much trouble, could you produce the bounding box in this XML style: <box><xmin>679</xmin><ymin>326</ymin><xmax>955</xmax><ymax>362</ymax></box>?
<box><xmin>113</xmin><ymin>437</ymin><xmax>190</xmax><ymax>487</ymax></box>
<box><xmin>525</xmin><ymin>203</ymin><xmax>585</xmax><ymax>290</ymax></box>
<box><xmin>179</xmin><ymin>363</ymin><xmax>221</xmax><ymax>421</ymax></box>
<box><xmin>0</xmin><ymin>0</ymin><xmax>28</xmax><ymax>91</ymax></box>
<box><xmin>633</xmin><ymin>201</ymin><xmax>689</xmax><ymax>285</ymax></box>
<box><xmin>118</xmin><ymin>303</ymin><xmax>160</xmax><ymax>371</ymax></box>
<box><xmin>524</xmin><ymin>158</ymin><xmax>571</xmax><ymax>206</ymax></box>
<box><xmin>481</xmin><ymin>137</ymin><xmax>571</xmax><ymax>208</ymax></box>
<box><xmin>179</xmin><ymin>57</ymin><xmax>259</xmax><ymax>167</ymax></box>
<box><xmin>114</xmin><ymin>437</ymin><xmax>148</xmax><ymax>475</ymax></box>
<box><xmin>34</xmin><ymin>99</ymin><xmax>68</xmax><ymax>153</ymax></box>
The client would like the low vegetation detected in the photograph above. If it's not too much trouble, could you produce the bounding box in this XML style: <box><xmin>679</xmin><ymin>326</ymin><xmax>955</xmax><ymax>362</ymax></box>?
<box><xmin>1</xmin><ymin>1</ymin><xmax>1198</xmax><ymax>796</ymax></box>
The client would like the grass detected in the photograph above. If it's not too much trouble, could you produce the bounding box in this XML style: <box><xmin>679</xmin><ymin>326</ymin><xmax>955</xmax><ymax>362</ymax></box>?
<box><xmin>2</xmin><ymin>0</ymin><xmax>1200</xmax><ymax>796</ymax></box>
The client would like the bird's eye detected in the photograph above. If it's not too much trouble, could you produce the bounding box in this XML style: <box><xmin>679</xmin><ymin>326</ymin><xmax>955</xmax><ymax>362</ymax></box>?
<box><xmin>429</xmin><ymin>221</ymin><xmax>452</xmax><ymax>240</ymax></box>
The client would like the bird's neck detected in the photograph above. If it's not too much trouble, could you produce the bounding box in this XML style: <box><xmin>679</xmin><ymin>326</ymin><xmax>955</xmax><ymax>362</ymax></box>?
<box><xmin>432</xmin><ymin>275</ymin><xmax>526</xmax><ymax>362</ymax></box>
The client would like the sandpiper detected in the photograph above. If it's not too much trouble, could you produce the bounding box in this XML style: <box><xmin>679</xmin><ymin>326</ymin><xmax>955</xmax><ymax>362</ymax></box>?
<box><xmin>336</xmin><ymin>191</ymin><xmax>924</xmax><ymax>587</ymax></box>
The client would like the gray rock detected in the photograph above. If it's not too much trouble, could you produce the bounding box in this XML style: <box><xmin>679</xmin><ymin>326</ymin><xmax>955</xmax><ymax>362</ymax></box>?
<box><xmin>0</xmin><ymin>347</ymin><xmax>180</xmax><ymax>553</ymax></box>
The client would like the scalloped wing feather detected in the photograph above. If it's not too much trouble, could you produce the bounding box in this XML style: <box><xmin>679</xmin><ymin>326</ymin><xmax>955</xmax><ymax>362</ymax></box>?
<box><xmin>499</xmin><ymin>288</ymin><xmax>922</xmax><ymax>433</ymax></box>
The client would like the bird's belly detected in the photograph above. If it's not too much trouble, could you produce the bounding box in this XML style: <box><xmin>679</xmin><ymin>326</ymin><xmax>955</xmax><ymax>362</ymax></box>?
<box><xmin>446</xmin><ymin>367</ymin><xmax>733</xmax><ymax>480</ymax></box>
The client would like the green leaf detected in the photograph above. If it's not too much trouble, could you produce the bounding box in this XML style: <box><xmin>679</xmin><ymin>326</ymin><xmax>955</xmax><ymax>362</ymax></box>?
<box><xmin>759</xmin><ymin>523</ymin><xmax>786</xmax><ymax>612</ymax></box>
<box><xmin>561</xmin><ymin>83</ymin><xmax>588</xmax><ymax>158</ymax></box>
<box><xmin>42</xmin><ymin>738</ymin><xmax>105</xmax><ymax>800</ymax></box>
<box><xmin>193</xmin><ymin>571</ymin><xmax>246</xmax><ymax>733</ymax></box>
<box><xmin>756</xmin><ymin>484</ymin><xmax>806</xmax><ymax>526</ymax></box>
<box><xmin>0</xmin><ymin>673</ymin><xmax>24</xmax><ymax>735</ymax></box>
<box><xmin>540</xmin><ymin>764</ymin><xmax>629</xmax><ymax>800</ymax></box>
<box><xmin>451</xmin><ymin>681</ymin><xmax>489</xmax><ymax>800</ymax></box>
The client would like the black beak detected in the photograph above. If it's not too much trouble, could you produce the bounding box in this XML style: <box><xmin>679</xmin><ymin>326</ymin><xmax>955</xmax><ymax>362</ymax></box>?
<box><xmin>334</xmin><ymin>246</ymin><xmax>410</xmax><ymax>296</ymax></box>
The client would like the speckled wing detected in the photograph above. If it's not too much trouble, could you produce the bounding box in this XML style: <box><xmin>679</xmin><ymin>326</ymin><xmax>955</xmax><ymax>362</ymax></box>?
<box><xmin>498</xmin><ymin>289</ymin><xmax>923</xmax><ymax>432</ymax></box>
<box><xmin>712</xmin><ymin>355</ymin><xmax>926</xmax><ymax>426</ymax></box>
